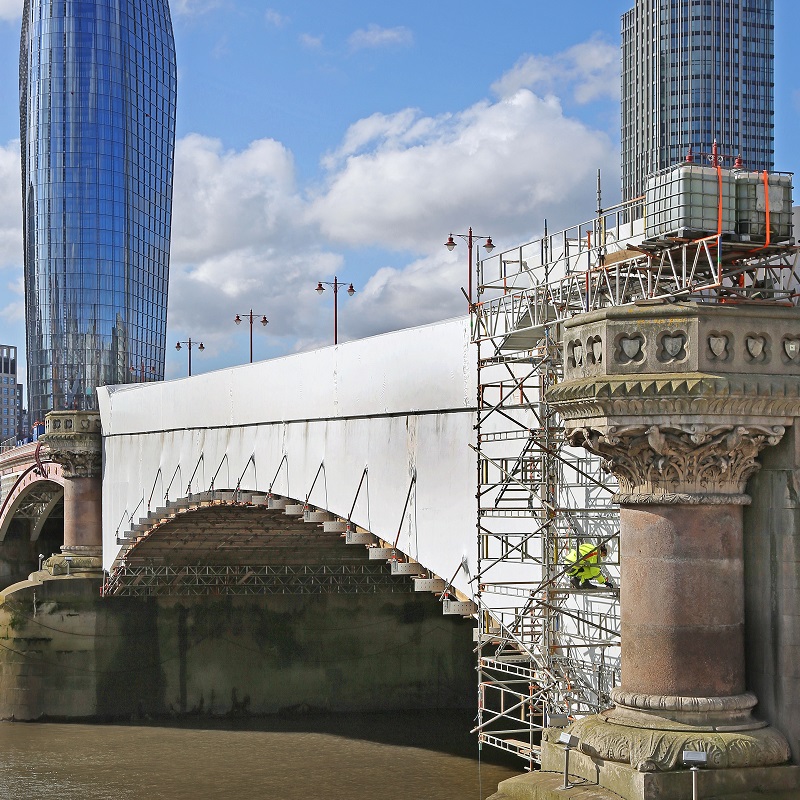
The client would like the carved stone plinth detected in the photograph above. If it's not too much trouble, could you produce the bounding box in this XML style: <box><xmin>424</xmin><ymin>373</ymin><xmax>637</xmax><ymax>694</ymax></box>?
<box><xmin>41</xmin><ymin>411</ymin><xmax>103</xmax><ymax>550</ymax></box>
<box><xmin>524</xmin><ymin>303</ymin><xmax>800</xmax><ymax>799</ymax></box>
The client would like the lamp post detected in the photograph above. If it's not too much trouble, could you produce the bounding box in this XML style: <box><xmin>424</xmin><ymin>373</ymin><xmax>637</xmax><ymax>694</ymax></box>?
<box><xmin>315</xmin><ymin>277</ymin><xmax>355</xmax><ymax>345</ymax></box>
<box><xmin>175</xmin><ymin>338</ymin><xmax>205</xmax><ymax>377</ymax></box>
<box><xmin>234</xmin><ymin>310</ymin><xmax>268</xmax><ymax>363</ymax></box>
<box><xmin>444</xmin><ymin>227</ymin><xmax>494</xmax><ymax>308</ymax></box>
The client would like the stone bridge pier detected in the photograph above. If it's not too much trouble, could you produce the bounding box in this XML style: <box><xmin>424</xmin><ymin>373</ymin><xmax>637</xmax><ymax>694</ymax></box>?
<box><xmin>503</xmin><ymin>302</ymin><xmax>800</xmax><ymax>800</ymax></box>
<box><xmin>43</xmin><ymin>411</ymin><xmax>103</xmax><ymax>562</ymax></box>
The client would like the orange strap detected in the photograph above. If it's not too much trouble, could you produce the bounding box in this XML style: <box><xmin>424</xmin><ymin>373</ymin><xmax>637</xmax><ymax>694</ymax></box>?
<box><xmin>762</xmin><ymin>170</ymin><xmax>771</xmax><ymax>247</ymax></box>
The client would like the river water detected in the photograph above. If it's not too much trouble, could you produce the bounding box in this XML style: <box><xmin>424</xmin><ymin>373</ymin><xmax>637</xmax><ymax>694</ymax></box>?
<box><xmin>0</xmin><ymin>711</ymin><xmax>520</xmax><ymax>800</ymax></box>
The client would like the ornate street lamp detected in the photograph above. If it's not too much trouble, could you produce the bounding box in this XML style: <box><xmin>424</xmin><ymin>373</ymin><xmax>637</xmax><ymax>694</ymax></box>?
<box><xmin>175</xmin><ymin>337</ymin><xmax>205</xmax><ymax>377</ymax></box>
<box><xmin>315</xmin><ymin>277</ymin><xmax>355</xmax><ymax>345</ymax></box>
<box><xmin>234</xmin><ymin>310</ymin><xmax>268</xmax><ymax>363</ymax></box>
<box><xmin>444</xmin><ymin>227</ymin><xmax>494</xmax><ymax>308</ymax></box>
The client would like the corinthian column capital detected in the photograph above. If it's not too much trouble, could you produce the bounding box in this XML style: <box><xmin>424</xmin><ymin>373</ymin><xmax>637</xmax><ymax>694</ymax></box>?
<box><xmin>569</xmin><ymin>422</ymin><xmax>784</xmax><ymax>504</ymax></box>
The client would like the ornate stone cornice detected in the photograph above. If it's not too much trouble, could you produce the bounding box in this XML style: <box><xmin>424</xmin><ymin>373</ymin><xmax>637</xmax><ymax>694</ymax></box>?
<box><xmin>42</xmin><ymin>411</ymin><xmax>102</xmax><ymax>478</ymax></box>
<box><xmin>568</xmin><ymin>422</ymin><xmax>784</xmax><ymax>501</ymax></box>
<box><xmin>548</xmin><ymin>373</ymin><xmax>800</xmax><ymax>427</ymax></box>
<box><xmin>549</xmin><ymin>304</ymin><xmax>800</xmax><ymax>503</ymax></box>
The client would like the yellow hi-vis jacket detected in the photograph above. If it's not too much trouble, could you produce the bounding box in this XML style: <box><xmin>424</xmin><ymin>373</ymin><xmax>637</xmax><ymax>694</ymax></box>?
<box><xmin>565</xmin><ymin>543</ymin><xmax>608</xmax><ymax>584</ymax></box>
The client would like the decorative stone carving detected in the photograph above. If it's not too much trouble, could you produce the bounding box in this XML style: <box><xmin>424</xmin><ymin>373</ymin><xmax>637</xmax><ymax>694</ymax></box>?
<box><xmin>568</xmin><ymin>422</ymin><xmax>785</xmax><ymax>501</ymax></box>
<box><xmin>617</xmin><ymin>333</ymin><xmax>644</xmax><ymax>363</ymax></box>
<box><xmin>41</xmin><ymin>411</ymin><xmax>102</xmax><ymax>478</ymax></box>
<box><xmin>782</xmin><ymin>337</ymin><xmax>800</xmax><ymax>363</ymax></box>
<box><xmin>549</xmin><ymin>374</ymin><xmax>800</xmax><ymax>430</ymax></box>
<box><xmin>658</xmin><ymin>331</ymin><xmax>686</xmax><ymax>362</ymax></box>
<box><xmin>589</xmin><ymin>336</ymin><xmax>602</xmax><ymax>364</ymax></box>
<box><xmin>708</xmin><ymin>333</ymin><xmax>729</xmax><ymax>360</ymax></box>
<box><xmin>745</xmin><ymin>333</ymin><xmax>769</xmax><ymax>362</ymax></box>
<box><xmin>560</xmin><ymin>302</ymin><xmax>800</xmax><ymax>381</ymax></box>
<box><xmin>545</xmin><ymin>714</ymin><xmax>791</xmax><ymax>773</ymax></box>
<box><xmin>568</xmin><ymin>340</ymin><xmax>583</xmax><ymax>367</ymax></box>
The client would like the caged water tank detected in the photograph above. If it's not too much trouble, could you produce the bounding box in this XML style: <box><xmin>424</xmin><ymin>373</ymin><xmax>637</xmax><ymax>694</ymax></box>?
<box><xmin>645</xmin><ymin>164</ymin><xmax>736</xmax><ymax>240</ymax></box>
<box><xmin>734</xmin><ymin>171</ymin><xmax>793</xmax><ymax>242</ymax></box>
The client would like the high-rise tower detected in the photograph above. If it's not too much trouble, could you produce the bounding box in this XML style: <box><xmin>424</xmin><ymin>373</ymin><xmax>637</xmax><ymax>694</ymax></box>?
<box><xmin>621</xmin><ymin>0</ymin><xmax>774</xmax><ymax>201</ymax></box>
<box><xmin>20</xmin><ymin>0</ymin><xmax>177</xmax><ymax>421</ymax></box>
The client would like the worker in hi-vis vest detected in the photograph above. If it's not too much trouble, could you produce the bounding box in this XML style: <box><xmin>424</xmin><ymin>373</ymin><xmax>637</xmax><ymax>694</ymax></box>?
<box><xmin>565</xmin><ymin>543</ymin><xmax>614</xmax><ymax>589</ymax></box>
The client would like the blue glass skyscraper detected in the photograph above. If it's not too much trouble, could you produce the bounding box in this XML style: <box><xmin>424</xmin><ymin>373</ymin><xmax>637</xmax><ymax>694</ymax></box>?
<box><xmin>621</xmin><ymin>0</ymin><xmax>774</xmax><ymax>201</ymax></box>
<box><xmin>20</xmin><ymin>0</ymin><xmax>177</xmax><ymax>421</ymax></box>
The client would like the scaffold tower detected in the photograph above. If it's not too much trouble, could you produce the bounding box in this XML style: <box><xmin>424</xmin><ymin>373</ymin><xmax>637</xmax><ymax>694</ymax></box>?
<box><xmin>470</xmin><ymin>191</ymin><xmax>800</xmax><ymax>767</ymax></box>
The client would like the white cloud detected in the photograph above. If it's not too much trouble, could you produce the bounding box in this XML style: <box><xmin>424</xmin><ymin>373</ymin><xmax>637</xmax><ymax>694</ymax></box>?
<box><xmin>348</xmin><ymin>24</ymin><xmax>413</xmax><ymax>51</ymax></box>
<box><xmin>0</xmin><ymin>37</ymin><xmax>619</xmax><ymax>370</ymax></box>
<box><xmin>168</xmin><ymin>134</ymin><xmax>344</xmax><ymax>345</ymax></box>
<box><xmin>309</xmin><ymin>89</ymin><xmax>615</xmax><ymax>252</ymax></box>
<box><xmin>0</xmin><ymin>140</ymin><xmax>22</xmax><ymax>273</ymax></box>
<box><xmin>345</xmin><ymin>253</ymin><xmax>468</xmax><ymax>341</ymax></box>
<box><xmin>299</xmin><ymin>33</ymin><xmax>323</xmax><ymax>49</ymax></box>
<box><xmin>492</xmin><ymin>35</ymin><xmax>619</xmax><ymax>105</ymax></box>
<box><xmin>167</xmin><ymin>37</ymin><xmax>617</xmax><ymax>356</ymax></box>
<box><xmin>0</xmin><ymin>0</ymin><xmax>21</xmax><ymax>22</ymax></box>
<box><xmin>170</xmin><ymin>0</ymin><xmax>223</xmax><ymax>15</ymax></box>
<box><xmin>0</xmin><ymin>274</ymin><xmax>24</xmax><ymax>323</ymax></box>
<box><xmin>265</xmin><ymin>9</ymin><xmax>289</xmax><ymax>28</ymax></box>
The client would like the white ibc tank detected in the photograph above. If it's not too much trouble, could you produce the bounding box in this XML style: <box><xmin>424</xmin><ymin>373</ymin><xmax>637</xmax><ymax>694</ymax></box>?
<box><xmin>734</xmin><ymin>171</ymin><xmax>793</xmax><ymax>242</ymax></box>
<box><xmin>645</xmin><ymin>164</ymin><xmax>736</xmax><ymax>240</ymax></box>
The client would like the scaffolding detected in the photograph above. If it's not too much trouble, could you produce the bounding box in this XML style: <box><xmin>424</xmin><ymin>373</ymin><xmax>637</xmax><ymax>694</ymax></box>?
<box><xmin>470</xmin><ymin>195</ymin><xmax>800</xmax><ymax>767</ymax></box>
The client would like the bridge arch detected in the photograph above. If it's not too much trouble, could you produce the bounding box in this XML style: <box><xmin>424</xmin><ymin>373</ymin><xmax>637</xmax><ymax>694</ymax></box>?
<box><xmin>105</xmin><ymin>491</ymin><xmax>469</xmax><ymax>613</ymax></box>
<box><xmin>0</xmin><ymin>461</ymin><xmax>65</xmax><ymax>542</ymax></box>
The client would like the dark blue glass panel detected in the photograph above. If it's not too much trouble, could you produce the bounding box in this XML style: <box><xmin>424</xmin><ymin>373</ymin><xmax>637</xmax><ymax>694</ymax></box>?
<box><xmin>21</xmin><ymin>0</ymin><xmax>176</xmax><ymax>419</ymax></box>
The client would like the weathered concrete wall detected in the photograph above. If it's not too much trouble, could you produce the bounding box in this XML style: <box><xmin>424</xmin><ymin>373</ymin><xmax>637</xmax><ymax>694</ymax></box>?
<box><xmin>0</xmin><ymin>576</ymin><xmax>475</xmax><ymax>720</ymax></box>
<box><xmin>0</xmin><ymin>576</ymin><xmax>163</xmax><ymax>719</ymax></box>
<box><xmin>745</xmin><ymin>421</ymin><xmax>800</xmax><ymax>761</ymax></box>
<box><xmin>155</xmin><ymin>593</ymin><xmax>474</xmax><ymax>715</ymax></box>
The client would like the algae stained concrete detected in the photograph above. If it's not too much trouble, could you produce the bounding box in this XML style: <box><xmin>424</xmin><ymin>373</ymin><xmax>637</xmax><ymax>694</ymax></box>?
<box><xmin>744</xmin><ymin>420</ymin><xmax>800</xmax><ymax>761</ymax></box>
<box><xmin>0</xmin><ymin>576</ymin><xmax>475</xmax><ymax>719</ymax></box>
<box><xmin>154</xmin><ymin>593</ymin><xmax>475</xmax><ymax>716</ymax></box>
<box><xmin>0</xmin><ymin>575</ymin><xmax>164</xmax><ymax>719</ymax></box>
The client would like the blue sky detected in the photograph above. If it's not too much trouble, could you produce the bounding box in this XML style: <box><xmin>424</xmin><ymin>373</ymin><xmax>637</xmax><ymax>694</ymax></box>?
<box><xmin>0</xmin><ymin>0</ymin><xmax>798</xmax><ymax>382</ymax></box>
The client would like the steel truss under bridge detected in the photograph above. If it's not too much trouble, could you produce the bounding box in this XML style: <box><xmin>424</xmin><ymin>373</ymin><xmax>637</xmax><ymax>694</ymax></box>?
<box><xmin>104</xmin><ymin>563</ymin><xmax>413</xmax><ymax>597</ymax></box>
<box><xmin>469</xmin><ymin>196</ymin><xmax>800</xmax><ymax>768</ymax></box>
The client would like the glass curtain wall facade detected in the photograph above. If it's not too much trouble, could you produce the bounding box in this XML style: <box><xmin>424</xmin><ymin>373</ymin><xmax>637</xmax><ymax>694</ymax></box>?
<box><xmin>20</xmin><ymin>0</ymin><xmax>177</xmax><ymax>421</ymax></box>
<box><xmin>621</xmin><ymin>0</ymin><xmax>774</xmax><ymax>201</ymax></box>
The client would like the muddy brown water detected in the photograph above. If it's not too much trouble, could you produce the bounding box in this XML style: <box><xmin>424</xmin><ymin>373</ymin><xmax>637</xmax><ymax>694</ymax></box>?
<box><xmin>0</xmin><ymin>711</ymin><xmax>521</xmax><ymax>799</ymax></box>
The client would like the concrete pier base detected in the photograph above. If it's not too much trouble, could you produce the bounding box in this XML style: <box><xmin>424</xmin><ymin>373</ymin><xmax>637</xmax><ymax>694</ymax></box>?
<box><xmin>486</xmin><ymin>736</ymin><xmax>800</xmax><ymax>800</ymax></box>
<box><xmin>0</xmin><ymin>571</ymin><xmax>476</xmax><ymax>720</ymax></box>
